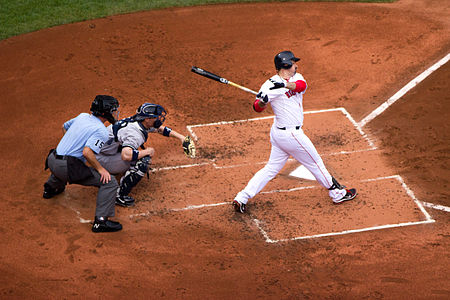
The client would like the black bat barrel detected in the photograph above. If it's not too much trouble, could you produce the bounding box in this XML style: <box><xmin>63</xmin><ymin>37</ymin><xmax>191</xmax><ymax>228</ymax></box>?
<box><xmin>191</xmin><ymin>66</ymin><xmax>228</xmax><ymax>84</ymax></box>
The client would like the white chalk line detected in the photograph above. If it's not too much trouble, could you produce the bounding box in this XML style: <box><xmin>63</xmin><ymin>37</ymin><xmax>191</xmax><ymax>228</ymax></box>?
<box><xmin>421</xmin><ymin>201</ymin><xmax>450</xmax><ymax>213</ymax></box>
<box><xmin>72</xmin><ymin>174</ymin><xmax>446</xmax><ymax>225</ymax></box>
<box><xmin>187</xmin><ymin>107</ymin><xmax>376</xmax><ymax>150</ymax></box>
<box><xmin>128</xmin><ymin>202</ymin><xmax>228</xmax><ymax>219</ymax></box>
<box><xmin>253</xmin><ymin>174</ymin><xmax>435</xmax><ymax>243</ymax></box>
<box><xmin>255</xmin><ymin>219</ymin><xmax>436</xmax><ymax>244</ymax></box>
<box><xmin>338</xmin><ymin>107</ymin><xmax>376</xmax><ymax>149</ymax></box>
<box><xmin>149</xmin><ymin>147</ymin><xmax>378</xmax><ymax>173</ymax></box>
<box><xmin>212</xmin><ymin>160</ymin><xmax>267</xmax><ymax>169</ymax></box>
<box><xmin>68</xmin><ymin>55</ymin><xmax>449</xmax><ymax>225</ymax></box>
<box><xmin>126</xmin><ymin>174</ymin><xmax>439</xmax><ymax>245</ymax></box>
<box><xmin>213</xmin><ymin>148</ymin><xmax>377</xmax><ymax>171</ymax></box>
<box><xmin>260</xmin><ymin>184</ymin><xmax>317</xmax><ymax>194</ymax></box>
<box><xmin>392</xmin><ymin>175</ymin><xmax>433</xmax><ymax>221</ymax></box>
<box><xmin>358</xmin><ymin>53</ymin><xmax>450</xmax><ymax>128</ymax></box>
<box><xmin>129</xmin><ymin>176</ymin><xmax>394</xmax><ymax>219</ymax></box>
<box><xmin>187</xmin><ymin>115</ymin><xmax>275</xmax><ymax>141</ymax></box>
<box><xmin>61</xmin><ymin>202</ymin><xmax>93</xmax><ymax>224</ymax></box>
<box><xmin>69</xmin><ymin>97</ymin><xmax>447</xmax><ymax>228</ymax></box>
<box><xmin>150</xmin><ymin>162</ymin><xmax>211</xmax><ymax>172</ymax></box>
<box><xmin>181</xmin><ymin>108</ymin><xmax>377</xmax><ymax>173</ymax></box>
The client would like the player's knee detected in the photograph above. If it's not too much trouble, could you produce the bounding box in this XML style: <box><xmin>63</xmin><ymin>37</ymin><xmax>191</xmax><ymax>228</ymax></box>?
<box><xmin>119</xmin><ymin>170</ymin><xmax>141</xmax><ymax>196</ymax></box>
<box><xmin>118</xmin><ymin>157</ymin><xmax>151</xmax><ymax>196</ymax></box>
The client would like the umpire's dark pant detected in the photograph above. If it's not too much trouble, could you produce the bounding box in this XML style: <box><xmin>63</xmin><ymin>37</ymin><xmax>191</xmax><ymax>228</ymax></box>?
<box><xmin>45</xmin><ymin>153</ymin><xmax>117</xmax><ymax>217</ymax></box>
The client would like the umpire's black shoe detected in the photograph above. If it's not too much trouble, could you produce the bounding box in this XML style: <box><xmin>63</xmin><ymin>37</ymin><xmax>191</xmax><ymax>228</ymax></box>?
<box><xmin>43</xmin><ymin>183</ymin><xmax>65</xmax><ymax>199</ymax></box>
<box><xmin>92</xmin><ymin>217</ymin><xmax>122</xmax><ymax>233</ymax></box>
<box><xmin>115</xmin><ymin>195</ymin><xmax>135</xmax><ymax>207</ymax></box>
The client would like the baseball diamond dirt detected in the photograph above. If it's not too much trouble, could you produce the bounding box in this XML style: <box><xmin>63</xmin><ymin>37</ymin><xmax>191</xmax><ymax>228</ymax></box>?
<box><xmin>0</xmin><ymin>0</ymin><xmax>449</xmax><ymax>298</ymax></box>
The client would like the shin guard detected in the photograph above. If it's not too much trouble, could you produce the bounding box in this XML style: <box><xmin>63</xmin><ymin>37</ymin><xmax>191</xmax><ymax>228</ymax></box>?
<box><xmin>118</xmin><ymin>156</ymin><xmax>151</xmax><ymax>196</ymax></box>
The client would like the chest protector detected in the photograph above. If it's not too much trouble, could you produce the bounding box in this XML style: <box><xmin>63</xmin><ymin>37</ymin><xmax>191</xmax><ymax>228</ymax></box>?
<box><xmin>112</xmin><ymin>118</ymin><xmax>149</xmax><ymax>145</ymax></box>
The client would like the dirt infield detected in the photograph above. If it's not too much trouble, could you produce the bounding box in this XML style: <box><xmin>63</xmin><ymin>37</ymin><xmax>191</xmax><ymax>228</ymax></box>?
<box><xmin>0</xmin><ymin>0</ymin><xmax>449</xmax><ymax>298</ymax></box>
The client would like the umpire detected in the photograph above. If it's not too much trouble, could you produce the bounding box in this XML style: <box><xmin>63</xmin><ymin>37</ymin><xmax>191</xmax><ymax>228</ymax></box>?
<box><xmin>43</xmin><ymin>95</ymin><xmax>122</xmax><ymax>233</ymax></box>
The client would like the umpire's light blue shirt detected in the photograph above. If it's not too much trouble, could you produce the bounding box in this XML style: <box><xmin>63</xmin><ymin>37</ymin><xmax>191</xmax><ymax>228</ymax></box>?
<box><xmin>56</xmin><ymin>113</ymin><xmax>109</xmax><ymax>161</ymax></box>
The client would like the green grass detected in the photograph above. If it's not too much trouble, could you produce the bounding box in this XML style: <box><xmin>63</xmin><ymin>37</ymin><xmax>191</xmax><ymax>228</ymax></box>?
<box><xmin>0</xmin><ymin>0</ymin><xmax>395</xmax><ymax>40</ymax></box>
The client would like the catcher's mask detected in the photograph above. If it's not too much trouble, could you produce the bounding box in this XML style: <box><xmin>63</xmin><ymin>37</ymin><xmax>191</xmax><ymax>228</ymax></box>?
<box><xmin>274</xmin><ymin>50</ymin><xmax>300</xmax><ymax>70</ymax></box>
<box><xmin>134</xmin><ymin>103</ymin><xmax>167</xmax><ymax>128</ymax></box>
<box><xmin>90</xmin><ymin>95</ymin><xmax>119</xmax><ymax>124</ymax></box>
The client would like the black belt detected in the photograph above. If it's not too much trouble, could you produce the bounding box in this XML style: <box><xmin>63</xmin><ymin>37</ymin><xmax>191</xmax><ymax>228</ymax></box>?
<box><xmin>53</xmin><ymin>151</ymin><xmax>69</xmax><ymax>160</ymax></box>
<box><xmin>278</xmin><ymin>126</ymin><xmax>300</xmax><ymax>130</ymax></box>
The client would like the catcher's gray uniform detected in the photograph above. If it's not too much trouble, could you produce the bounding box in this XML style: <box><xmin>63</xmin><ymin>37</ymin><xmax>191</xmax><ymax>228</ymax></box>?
<box><xmin>96</xmin><ymin>117</ymin><xmax>154</xmax><ymax>206</ymax></box>
<box><xmin>97</xmin><ymin>119</ymin><xmax>154</xmax><ymax>174</ymax></box>
<box><xmin>96</xmin><ymin>102</ymin><xmax>196</xmax><ymax>207</ymax></box>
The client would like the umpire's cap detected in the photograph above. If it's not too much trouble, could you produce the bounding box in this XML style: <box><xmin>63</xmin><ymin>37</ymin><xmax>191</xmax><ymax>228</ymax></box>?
<box><xmin>274</xmin><ymin>50</ymin><xmax>300</xmax><ymax>70</ymax></box>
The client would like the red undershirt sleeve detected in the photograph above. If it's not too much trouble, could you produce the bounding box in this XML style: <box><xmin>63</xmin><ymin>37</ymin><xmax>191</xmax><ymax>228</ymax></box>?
<box><xmin>293</xmin><ymin>80</ymin><xmax>307</xmax><ymax>93</ymax></box>
<box><xmin>253</xmin><ymin>98</ymin><xmax>266</xmax><ymax>112</ymax></box>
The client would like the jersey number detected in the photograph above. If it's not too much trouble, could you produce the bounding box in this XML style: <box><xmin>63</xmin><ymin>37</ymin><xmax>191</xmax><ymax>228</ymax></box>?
<box><xmin>95</xmin><ymin>140</ymin><xmax>104</xmax><ymax>148</ymax></box>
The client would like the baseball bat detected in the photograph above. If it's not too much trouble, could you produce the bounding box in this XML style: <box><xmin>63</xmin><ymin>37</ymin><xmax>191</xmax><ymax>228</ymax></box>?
<box><xmin>191</xmin><ymin>66</ymin><xmax>258</xmax><ymax>95</ymax></box>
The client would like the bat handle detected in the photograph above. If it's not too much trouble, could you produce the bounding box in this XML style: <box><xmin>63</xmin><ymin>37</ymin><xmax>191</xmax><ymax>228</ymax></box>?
<box><xmin>227</xmin><ymin>81</ymin><xmax>258</xmax><ymax>95</ymax></box>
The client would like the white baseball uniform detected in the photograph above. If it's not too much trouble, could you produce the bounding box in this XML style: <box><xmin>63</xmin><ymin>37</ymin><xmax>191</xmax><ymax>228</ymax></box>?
<box><xmin>234</xmin><ymin>73</ymin><xmax>347</xmax><ymax>204</ymax></box>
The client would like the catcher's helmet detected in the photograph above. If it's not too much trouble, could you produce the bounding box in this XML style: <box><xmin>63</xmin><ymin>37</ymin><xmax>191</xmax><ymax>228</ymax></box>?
<box><xmin>90</xmin><ymin>95</ymin><xmax>119</xmax><ymax>124</ymax></box>
<box><xmin>274</xmin><ymin>50</ymin><xmax>300</xmax><ymax>70</ymax></box>
<box><xmin>134</xmin><ymin>103</ymin><xmax>167</xmax><ymax>128</ymax></box>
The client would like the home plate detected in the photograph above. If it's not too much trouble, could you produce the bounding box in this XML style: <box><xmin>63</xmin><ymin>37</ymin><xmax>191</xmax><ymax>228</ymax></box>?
<box><xmin>289</xmin><ymin>165</ymin><xmax>315</xmax><ymax>180</ymax></box>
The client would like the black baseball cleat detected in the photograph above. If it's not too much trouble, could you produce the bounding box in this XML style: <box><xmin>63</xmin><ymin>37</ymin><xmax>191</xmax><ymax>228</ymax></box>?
<box><xmin>92</xmin><ymin>217</ymin><xmax>122</xmax><ymax>233</ymax></box>
<box><xmin>233</xmin><ymin>200</ymin><xmax>246</xmax><ymax>213</ymax></box>
<box><xmin>115</xmin><ymin>195</ymin><xmax>135</xmax><ymax>207</ymax></box>
<box><xmin>43</xmin><ymin>183</ymin><xmax>65</xmax><ymax>199</ymax></box>
<box><xmin>333</xmin><ymin>188</ymin><xmax>357</xmax><ymax>204</ymax></box>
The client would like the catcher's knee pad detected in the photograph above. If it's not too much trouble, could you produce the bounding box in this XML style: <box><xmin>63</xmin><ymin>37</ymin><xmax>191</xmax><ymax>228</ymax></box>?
<box><xmin>328</xmin><ymin>176</ymin><xmax>344</xmax><ymax>190</ymax></box>
<box><xmin>118</xmin><ymin>156</ymin><xmax>151</xmax><ymax>196</ymax></box>
<box><xmin>136</xmin><ymin>155</ymin><xmax>151</xmax><ymax>173</ymax></box>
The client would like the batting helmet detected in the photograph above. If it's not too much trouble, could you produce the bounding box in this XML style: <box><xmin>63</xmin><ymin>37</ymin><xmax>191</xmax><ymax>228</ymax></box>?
<box><xmin>90</xmin><ymin>95</ymin><xmax>119</xmax><ymax>124</ymax></box>
<box><xmin>133</xmin><ymin>103</ymin><xmax>167</xmax><ymax>128</ymax></box>
<box><xmin>274</xmin><ymin>50</ymin><xmax>300</xmax><ymax>70</ymax></box>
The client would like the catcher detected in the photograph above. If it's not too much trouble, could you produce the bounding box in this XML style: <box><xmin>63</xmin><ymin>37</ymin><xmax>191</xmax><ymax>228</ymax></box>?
<box><xmin>96</xmin><ymin>102</ymin><xmax>196</xmax><ymax>207</ymax></box>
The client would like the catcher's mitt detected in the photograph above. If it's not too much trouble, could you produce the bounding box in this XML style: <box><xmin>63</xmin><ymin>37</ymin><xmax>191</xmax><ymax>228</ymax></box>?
<box><xmin>182</xmin><ymin>136</ymin><xmax>196</xmax><ymax>158</ymax></box>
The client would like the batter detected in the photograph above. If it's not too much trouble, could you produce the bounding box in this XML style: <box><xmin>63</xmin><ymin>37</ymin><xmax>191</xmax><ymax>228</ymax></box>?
<box><xmin>233</xmin><ymin>50</ymin><xmax>357</xmax><ymax>213</ymax></box>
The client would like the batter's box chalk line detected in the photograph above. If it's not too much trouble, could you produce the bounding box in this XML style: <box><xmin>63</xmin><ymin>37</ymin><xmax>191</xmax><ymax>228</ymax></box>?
<box><xmin>187</xmin><ymin>107</ymin><xmax>376</xmax><ymax>150</ymax></box>
<box><xmin>61</xmin><ymin>201</ymin><xmax>94</xmax><ymax>224</ymax></box>
<box><xmin>125</xmin><ymin>175</ymin><xmax>436</xmax><ymax>244</ymax></box>
<box><xmin>63</xmin><ymin>102</ymin><xmax>449</xmax><ymax>227</ymax></box>
<box><xmin>254</xmin><ymin>175</ymin><xmax>435</xmax><ymax>244</ymax></box>
<box><xmin>185</xmin><ymin>107</ymin><xmax>377</xmax><ymax>169</ymax></box>
<box><xmin>148</xmin><ymin>108</ymin><xmax>374</xmax><ymax>174</ymax></box>
<box><xmin>128</xmin><ymin>202</ymin><xmax>229</xmax><ymax>219</ymax></box>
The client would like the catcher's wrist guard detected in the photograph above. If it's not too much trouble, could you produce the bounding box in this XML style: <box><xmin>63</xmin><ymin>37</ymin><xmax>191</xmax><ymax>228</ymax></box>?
<box><xmin>163</xmin><ymin>126</ymin><xmax>172</xmax><ymax>137</ymax></box>
<box><xmin>131</xmin><ymin>149</ymin><xmax>139</xmax><ymax>161</ymax></box>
